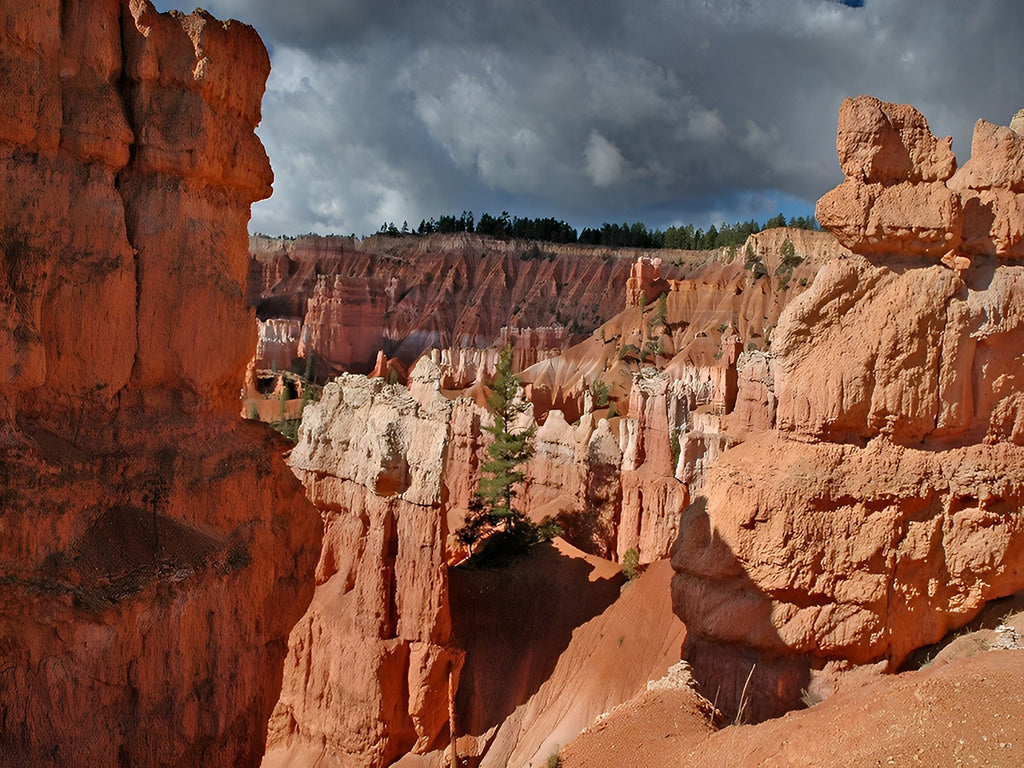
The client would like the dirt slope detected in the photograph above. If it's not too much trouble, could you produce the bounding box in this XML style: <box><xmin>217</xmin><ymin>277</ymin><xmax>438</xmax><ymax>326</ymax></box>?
<box><xmin>564</xmin><ymin>647</ymin><xmax>1024</xmax><ymax>767</ymax></box>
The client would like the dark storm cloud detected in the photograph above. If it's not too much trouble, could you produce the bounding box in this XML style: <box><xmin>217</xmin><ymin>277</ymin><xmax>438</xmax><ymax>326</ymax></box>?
<box><xmin>169</xmin><ymin>0</ymin><xmax>1024</xmax><ymax>235</ymax></box>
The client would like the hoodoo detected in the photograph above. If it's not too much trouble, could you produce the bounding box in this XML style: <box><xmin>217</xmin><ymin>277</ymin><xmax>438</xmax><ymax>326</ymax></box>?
<box><xmin>673</xmin><ymin>95</ymin><xmax>1024</xmax><ymax>720</ymax></box>
<box><xmin>7</xmin><ymin>4</ymin><xmax>1021</xmax><ymax>761</ymax></box>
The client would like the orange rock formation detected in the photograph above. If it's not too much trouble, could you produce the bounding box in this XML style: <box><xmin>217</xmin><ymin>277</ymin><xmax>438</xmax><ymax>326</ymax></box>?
<box><xmin>266</xmin><ymin>369</ymin><xmax>464</xmax><ymax>766</ymax></box>
<box><xmin>0</xmin><ymin>3</ymin><xmax>320</xmax><ymax>764</ymax></box>
<box><xmin>247</xmin><ymin>232</ymin><xmax>711</xmax><ymax>376</ymax></box>
<box><xmin>263</xmin><ymin>223</ymin><xmax>831</xmax><ymax>764</ymax></box>
<box><xmin>625</xmin><ymin>254</ymin><xmax>671</xmax><ymax>307</ymax></box>
<box><xmin>674</xmin><ymin>97</ymin><xmax>1024</xmax><ymax>721</ymax></box>
<box><xmin>817</xmin><ymin>94</ymin><xmax>1024</xmax><ymax>267</ymax></box>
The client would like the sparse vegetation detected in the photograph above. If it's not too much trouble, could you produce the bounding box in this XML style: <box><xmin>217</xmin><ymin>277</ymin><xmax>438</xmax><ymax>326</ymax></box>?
<box><xmin>800</xmin><ymin>687</ymin><xmax>823</xmax><ymax>708</ymax></box>
<box><xmin>780</xmin><ymin>238</ymin><xmax>802</xmax><ymax>268</ymax></box>
<box><xmin>271</xmin><ymin>419</ymin><xmax>302</xmax><ymax>442</ymax></box>
<box><xmin>775</xmin><ymin>239</ymin><xmax>802</xmax><ymax>290</ymax></box>
<box><xmin>734</xmin><ymin>663</ymin><xmax>757</xmax><ymax>726</ymax></box>
<box><xmin>619</xmin><ymin>343</ymin><xmax>641</xmax><ymax>360</ymax></box>
<box><xmin>546</xmin><ymin>750</ymin><xmax>563</xmax><ymax>768</ymax></box>
<box><xmin>744</xmin><ymin>243</ymin><xmax>768</xmax><ymax>279</ymax></box>
<box><xmin>655</xmin><ymin>292</ymin><xmax>668</xmax><ymax>325</ymax></box>
<box><xmin>519</xmin><ymin>242</ymin><xmax>552</xmax><ymax>261</ymax></box>
<box><xmin>621</xmin><ymin>547</ymin><xmax>642</xmax><ymax>580</ymax></box>
<box><xmin>642</xmin><ymin>338</ymin><xmax>663</xmax><ymax>359</ymax></box>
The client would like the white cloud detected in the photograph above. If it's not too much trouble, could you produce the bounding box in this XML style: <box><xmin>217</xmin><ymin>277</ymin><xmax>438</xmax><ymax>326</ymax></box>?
<box><xmin>584</xmin><ymin>131</ymin><xmax>628</xmax><ymax>187</ymax></box>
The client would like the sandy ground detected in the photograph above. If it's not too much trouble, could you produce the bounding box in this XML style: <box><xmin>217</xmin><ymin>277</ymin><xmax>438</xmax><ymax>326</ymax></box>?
<box><xmin>563</xmin><ymin>645</ymin><xmax>1024</xmax><ymax>767</ymax></box>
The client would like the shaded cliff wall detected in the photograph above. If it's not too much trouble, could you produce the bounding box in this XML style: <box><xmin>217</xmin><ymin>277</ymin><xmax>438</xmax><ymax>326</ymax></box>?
<box><xmin>0</xmin><ymin>2</ymin><xmax>320</xmax><ymax>765</ymax></box>
<box><xmin>247</xmin><ymin>232</ymin><xmax>720</xmax><ymax>374</ymax></box>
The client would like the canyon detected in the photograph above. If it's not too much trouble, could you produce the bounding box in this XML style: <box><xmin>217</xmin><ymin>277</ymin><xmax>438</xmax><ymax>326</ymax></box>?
<box><xmin>255</xmin><ymin>96</ymin><xmax>1024</xmax><ymax>767</ymax></box>
<box><xmin>3</xmin><ymin>3</ymin><xmax>1024</xmax><ymax>767</ymax></box>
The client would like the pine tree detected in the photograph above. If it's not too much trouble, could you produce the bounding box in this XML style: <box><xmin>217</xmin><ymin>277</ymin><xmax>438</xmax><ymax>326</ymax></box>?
<box><xmin>456</xmin><ymin>346</ymin><xmax>561</xmax><ymax>555</ymax></box>
<box><xmin>476</xmin><ymin>345</ymin><xmax>534</xmax><ymax>530</ymax></box>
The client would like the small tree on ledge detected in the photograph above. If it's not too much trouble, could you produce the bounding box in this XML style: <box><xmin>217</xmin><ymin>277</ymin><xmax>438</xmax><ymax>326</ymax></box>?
<box><xmin>456</xmin><ymin>345</ymin><xmax>560</xmax><ymax>557</ymax></box>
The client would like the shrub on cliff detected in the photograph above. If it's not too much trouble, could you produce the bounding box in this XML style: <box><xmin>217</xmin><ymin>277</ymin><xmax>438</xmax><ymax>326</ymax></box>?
<box><xmin>621</xmin><ymin>547</ymin><xmax>642</xmax><ymax>580</ymax></box>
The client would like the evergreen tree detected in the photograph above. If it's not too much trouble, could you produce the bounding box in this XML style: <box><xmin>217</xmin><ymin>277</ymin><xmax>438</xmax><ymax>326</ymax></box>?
<box><xmin>456</xmin><ymin>346</ymin><xmax>561</xmax><ymax>555</ymax></box>
<box><xmin>476</xmin><ymin>345</ymin><xmax>535</xmax><ymax>530</ymax></box>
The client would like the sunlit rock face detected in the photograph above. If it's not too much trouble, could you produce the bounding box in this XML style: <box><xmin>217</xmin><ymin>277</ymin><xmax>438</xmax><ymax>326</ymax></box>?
<box><xmin>674</xmin><ymin>97</ymin><xmax>1024</xmax><ymax>721</ymax></box>
<box><xmin>0</xmin><ymin>2</ymin><xmax>321</xmax><ymax>764</ymax></box>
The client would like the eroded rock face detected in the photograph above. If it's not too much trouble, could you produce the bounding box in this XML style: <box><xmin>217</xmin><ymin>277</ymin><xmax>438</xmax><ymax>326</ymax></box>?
<box><xmin>2</xmin><ymin>416</ymin><xmax>321</xmax><ymax>766</ymax></box>
<box><xmin>949</xmin><ymin>119</ymin><xmax>1024</xmax><ymax>258</ymax></box>
<box><xmin>523</xmin><ymin>410</ymin><xmax>624</xmax><ymax>559</ymax></box>
<box><xmin>266</xmin><ymin>372</ymin><xmax>462</xmax><ymax>767</ymax></box>
<box><xmin>816</xmin><ymin>96</ymin><xmax>962</xmax><ymax>258</ymax></box>
<box><xmin>674</xmin><ymin>97</ymin><xmax>1024</xmax><ymax>721</ymax></box>
<box><xmin>0</xmin><ymin>3</ymin><xmax>321</xmax><ymax>764</ymax></box>
<box><xmin>247</xmin><ymin>232</ymin><xmax>699</xmax><ymax>375</ymax></box>
<box><xmin>618</xmin><ymin>369</ymin><xmax>689</xmax><ymax>563</ymax></box>
<box><xmin>674</xmin><ymin>436</ymin><xmax>1024</xmax><ymax>668</ymax></box>
<box><xmin>817</xmin><ymin>94</ymin><xmax>1024</xmax><ymax>266</ymax></box>
<box><xmin>301</xmin><ymin>275</ymin><xmax>387</xmax><ymax>376</ymax></box>
<box><xmin>774</xmin><ymin>257</ymin><xmax>1024</xmax><ymax>447</ymax></box>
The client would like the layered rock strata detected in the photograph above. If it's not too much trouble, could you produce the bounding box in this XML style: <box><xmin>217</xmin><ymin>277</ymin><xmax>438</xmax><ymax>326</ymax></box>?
<box><xmin>246</xmin><ymin>232</ymin><xmax>711</xmax><ymax>375</ymax></box>
<box><xmin>674</xmin><ymin>97</ymin><xmax>1024</xmax><ymax>721</ymax></box>
<box><xmin>268</xmin><ymin>356</ymin><xmax>693</xmax><ymax>766</ymax></box>
<box><xmin>0</xmin><ymin>2</ymin><xmax>320</xmax><ymax>764</ymax></box>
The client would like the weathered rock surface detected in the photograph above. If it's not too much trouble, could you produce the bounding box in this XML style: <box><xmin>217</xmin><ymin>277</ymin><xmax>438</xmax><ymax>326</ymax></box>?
<box><xmin>449</xmin><ymin>555</ymin><xmax>685</xmax><ymax>768</ymax></box>
<box><xmin>563</xmin><ymin>646</ymin><xmax>1024</xmax><ymax>768</ymax></box>
<box><xmin>774</xmin><ymin>256</ymin><xmax>1024</xmax><ymax>447</ymax></box>
<box><xmin>2</xmin><ymin>415</ymin><xmax>320</xmax><ymax>767</ymax></box>
<box><xmin>268</xmin><ymin>355</ymin><xmax>701</xmax><ymax>766</ymax></box>
<box><xmin>265</xmin><ymin>372</ymin><xmax>462</xmax><ymax>767</ymax></box>
<box><xmin>255</xmin><ymin>317</ymin><xmax>305</xmax><ymax>372</ymax></box>
<box><xmin>0</xmin><ymin>2</ymin><xmax>321</xmax><ymax>765</ymax></box>
<box><xmin>673</xmin><ymin>435</ymin><xmax>1024</xmax><ymax>668</ymax></box>
<box><xmin>301</xmin><ymin>275</ymin><xmax>387</xmax><ymax>377</ymax></box>
<box><xmin>816</xmin><ymin>96</ymin><xmax>961</xmax><ymax>258</ymax></box>
<box><xmin>674</xmin><ymin>97</ymin><xmax>1024</xmax><ymax>722</ymax></box>
<box><xmin>618</xmin><ymin>369</ymin><xmax>690</xmax><ymax>563</ymax></box>
<box><xmin>432</xmin><ymin>325</ymin><xmax>570</xmax><ymax>390</ymax></box>
<box><xmin>522</xmin><ymin>410</ymin><xmax>623</xmax><ymax>559</ymax></box>
<box><xmin>949</xmin><ymin>118</ymin><xmax>1024</xmax><ymax>258</ymax></box>
<box><xmin>247</xmin><ymin>232</ymin><xmax>714</xmax><ymax>375</ymax></box>
<box><xmin>818</xmin><ymin>94</ymin><xmax>1024</xmax><ymax>265</ymax></box>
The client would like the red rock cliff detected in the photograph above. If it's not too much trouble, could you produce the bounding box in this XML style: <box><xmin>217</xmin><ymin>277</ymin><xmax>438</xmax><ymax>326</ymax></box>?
<box><xmin>0</xmin><ymin>2</ymin><xmax>320</xmax><ymax>765</ymax></box>
<box><xmin>673</xmin><ymin>96</ymin><xmax>1024</xmax><ymax>721</ymax></box>
<box><xmin>247</xmin><ymin>232</ymin><xmax>717</xmax><ymax>375</ymax></box>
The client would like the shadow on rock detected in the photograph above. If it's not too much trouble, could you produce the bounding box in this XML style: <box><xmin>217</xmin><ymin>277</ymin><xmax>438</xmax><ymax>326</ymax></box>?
<box><xmin>450</xmin><ymin>540</ymin><xmax>624</xmax><ymax>737</ymax></box>
<box><xmin>671</xmin><ymin>496</ymin><xmax>811</xmax><ymax>724</ymax></box>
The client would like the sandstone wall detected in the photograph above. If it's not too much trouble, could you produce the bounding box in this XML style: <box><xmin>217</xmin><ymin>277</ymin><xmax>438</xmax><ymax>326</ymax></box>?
<box><xmin>266</xmin><ymin>371</ymin><xmax>462</xmax><ymax>767</ymax></box>
<box><xmin>816</xmin><ymin>94</ymin><xmax>1024</xmax><ymax>265</ymax></box>
<box><xmin>246</xmin><ymin>232</ymin><xmax>712</xmax><ymax>375</ymax></box>
<box><xmin>0</xmin><ymin>3</ymin><xmax>321</xmax><ymax>764</ymax></box>
<box><xmin>673</xmin><ymin>96</ymin><xmax>1024</xmax><ymax>720</ymax></box>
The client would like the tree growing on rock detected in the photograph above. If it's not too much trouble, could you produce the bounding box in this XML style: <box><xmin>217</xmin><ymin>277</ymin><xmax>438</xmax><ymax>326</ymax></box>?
<box><xmin>456</xmin><ymin>345</ymin><xmax>560</xmax><ymax>555</ymax></box>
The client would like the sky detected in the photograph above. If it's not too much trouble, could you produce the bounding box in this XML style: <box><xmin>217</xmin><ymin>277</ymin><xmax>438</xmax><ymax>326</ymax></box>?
<box><xmin>152</xmin><ymin>0</ymin><xmax>1023</xmax><ymax>237</ymax></box>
